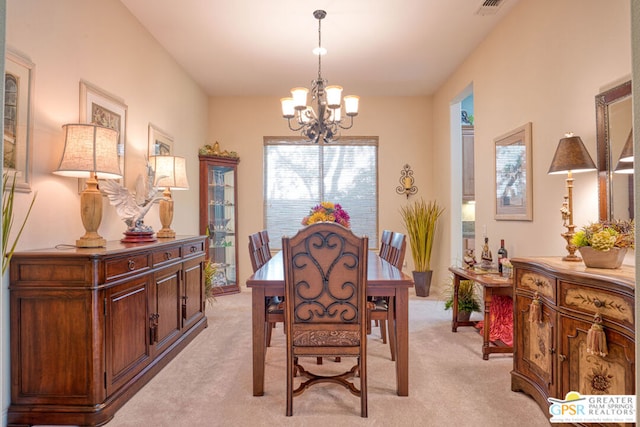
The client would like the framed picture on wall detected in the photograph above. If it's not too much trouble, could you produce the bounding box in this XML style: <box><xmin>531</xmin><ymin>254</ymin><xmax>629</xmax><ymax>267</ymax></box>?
<box><xmin>4</xmin><ymin>49</ymin><xmax>35</xmax><ymax>193</ymax></box>
<box><xmin>79</xmin><ymin>80</ymin><xmax>127</xmax><ymax>182</ymax></box>
<box><xmin>148</xmin><ymin>123</ymin><xmax>173</xmax><ymax>157</ymax></box>
<box><xmin>494</xmin><ymin>122</ymin><xmax>533</xmax><ymax>221</ymax></box>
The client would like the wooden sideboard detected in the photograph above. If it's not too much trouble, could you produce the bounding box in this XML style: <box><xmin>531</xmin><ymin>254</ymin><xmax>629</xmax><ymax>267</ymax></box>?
<box><xmin>8</xmin><ymin>236</ymin><xmax>208</xmax><ymax>426</ymax></box>
<box><xmin>510</xmin><ymin>257</ymin><xmax>635</xmax><ymax>425</ymax></box>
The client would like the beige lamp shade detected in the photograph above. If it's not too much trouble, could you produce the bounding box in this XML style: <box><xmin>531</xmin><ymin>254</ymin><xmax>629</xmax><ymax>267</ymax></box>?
<box><xmin>150</xmin><ymin>155</ymin><xmax>189</xmax><ymax>190</ymax></box>
<box><xmin>53</xmin><ymin>123</ymin><xmax>122</xmax><ymax>179</ymax></box>
<box><xmin>548</xmin><ymin>135</ymin><xmax>596</xmax><ymax>174</ymax></box>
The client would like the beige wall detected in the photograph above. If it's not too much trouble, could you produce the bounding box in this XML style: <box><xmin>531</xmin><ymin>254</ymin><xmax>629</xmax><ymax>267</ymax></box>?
<box><xmin>5</xmin><ymin>0</ymin><xmax>208</xmax><ymax>251</ymax></box>
<box><xmin>4</xmin><ymin>0</ymin><xmax>631</xmax><ymax>291</ymax></box>
<box><xmin>431</xmin><ymin>0</ymin><xmax>632</xmax><ymax>291</ymax></box>
<box><xmin>209</xmin><ymin>95</ymin><xmax>432</xmax><ymax>284</ymax></box>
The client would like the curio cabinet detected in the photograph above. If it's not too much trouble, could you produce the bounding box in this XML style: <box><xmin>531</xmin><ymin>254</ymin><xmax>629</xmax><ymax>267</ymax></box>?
<box><xmin>199</xmin><ymin>154</ymin><xmax>240</xmax><ymax>295</ymax></box>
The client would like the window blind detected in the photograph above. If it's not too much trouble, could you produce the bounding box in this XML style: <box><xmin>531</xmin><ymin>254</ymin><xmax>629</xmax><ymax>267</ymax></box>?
<box><xmin>264</xmin><ymin>137</ymin><xmax>378</xmax><ymax>249</ymax></box>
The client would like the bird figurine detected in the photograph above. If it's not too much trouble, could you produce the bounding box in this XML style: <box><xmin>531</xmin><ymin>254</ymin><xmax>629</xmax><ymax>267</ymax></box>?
<box><xmin>101</xmin><ymin>162</ymin><xmax>164</xmax><ymax>233</ymax></box>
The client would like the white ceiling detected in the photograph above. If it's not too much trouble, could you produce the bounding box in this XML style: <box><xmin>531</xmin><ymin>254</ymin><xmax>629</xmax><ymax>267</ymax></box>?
<box><xmin>119</xmin><ymin>0</ymin><xmax>520</xmax><ymax>97</ymax></box>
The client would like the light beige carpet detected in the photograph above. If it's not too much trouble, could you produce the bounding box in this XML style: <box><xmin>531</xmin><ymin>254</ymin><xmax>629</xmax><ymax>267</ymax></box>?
<box><xmin>105</xmin><ymin>289</ymin><xmax>551</xmax><ymax>426</ymax></box>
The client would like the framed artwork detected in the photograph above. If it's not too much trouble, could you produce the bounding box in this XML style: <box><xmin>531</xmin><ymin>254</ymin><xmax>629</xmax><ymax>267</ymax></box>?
<box><xmin>494</xmin><ymin>122</ymin><xmax>533</xmax><ymax>221</ymax></box>
<box><xmin>148</xmin><ymin>123</ymin><xmax>173</xmax><ymax>157</ymax></box>
<box><xmin>4</xmin><ymin>49</ymin><xmax>35</xmax><ymax>193</ymax></box>
<box><xmin>79</xmin><ymin>80</ymin><xmax>127</xmax><ymax>181</ymax></box>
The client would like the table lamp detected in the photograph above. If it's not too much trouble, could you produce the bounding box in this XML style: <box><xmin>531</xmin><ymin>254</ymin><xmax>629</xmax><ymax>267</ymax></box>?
<box><xmin>53</xmin><ymin>123</ymin><xmax>122</xmax><ymax>247</ymax></box>
<box><xmin>548</xmin><ymin>133</ymin><xmax>596</xmax><ymax>261</ymax></box>
<box><xmin>150</xmin><ymin>155</ymin><xmax>189</xmax><ymax>238</ymax></box>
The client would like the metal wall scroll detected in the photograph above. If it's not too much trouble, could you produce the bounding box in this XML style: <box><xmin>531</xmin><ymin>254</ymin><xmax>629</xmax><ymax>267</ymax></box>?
<box><xmin>396</xmin><ymin>164</ymin><xmax>417</xmax><ymax>198</ymax></box>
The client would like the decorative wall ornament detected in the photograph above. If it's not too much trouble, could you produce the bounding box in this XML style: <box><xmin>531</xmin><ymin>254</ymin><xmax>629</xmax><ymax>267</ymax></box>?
<box><xmin>396</xmin><ymin>164</ymin><xmax>417</xmax><ymax>198</ymax></box>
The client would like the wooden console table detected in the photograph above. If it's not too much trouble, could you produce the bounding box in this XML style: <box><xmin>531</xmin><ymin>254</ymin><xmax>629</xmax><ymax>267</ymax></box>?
<box><xmin>448</xmin><ymin>266</ymin><xmax>514</xmax><ymax>360</ymax></box>
<box><xmin>8</xmin><ymin>236</ymin><xmax>208</xmax><ymax>426</ymax></box>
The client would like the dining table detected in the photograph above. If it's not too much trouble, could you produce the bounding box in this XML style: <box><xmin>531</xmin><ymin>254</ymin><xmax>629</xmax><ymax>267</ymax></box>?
<box><xmin>246</xmin><ymin>250</ymin><xmax>414</xmax><ymax>397</ymax></box>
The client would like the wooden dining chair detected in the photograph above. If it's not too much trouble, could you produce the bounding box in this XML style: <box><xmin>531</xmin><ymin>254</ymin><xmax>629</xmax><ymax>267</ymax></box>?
<box><xmin>369</xmin><ymin>231</ymin><xmax>406</xmax><ymax>361</ymax></box>
<box><xmin>248</xmin><ymin>231</ymin><xmax>283</xmax><ymax>347</ymax></box>
<box><xmin>386</xmin><ymin>232</ymin><xmax>407</xmax><ymax>269</ymax></box>
<box><xmin>379</xmin><ymin>229</ymin><xmax>392</xmax><ymax>259</ymax></box>
<box><xmin>282</xmin><ymin>222</ymin><xmax>368</xmax><ymax>417</ymax></box>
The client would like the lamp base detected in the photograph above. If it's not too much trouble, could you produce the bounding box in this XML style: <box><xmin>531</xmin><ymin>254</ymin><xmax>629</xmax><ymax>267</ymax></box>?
<box><xmin>76</xmin><ymin>235</ymin><xmax>107</xmax><ymax>248</ymax></box>
<box><xmin>157</xmin><ymin>228</ymin><xmax>176</xmax><ymax>239</ymax></box>
<box><xmin>562</xmin><ymin>254</ymin><xmax>582</xmax><ymax>262</ymax></box>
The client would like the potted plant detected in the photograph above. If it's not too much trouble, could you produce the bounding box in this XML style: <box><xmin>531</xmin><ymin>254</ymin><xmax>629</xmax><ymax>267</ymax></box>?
<box><xmin>400</xmin><ymin>199</ymin><xmax>444</xmax><ymax>296</ymax></box>
<box><xmin>443</xmin><ymin>278</ymin><xmax>481</xmax><ymax>322</ymax></box>
<box><xmin>571</xmin><ymin>219</ymin><xmax>634</xmax><ymax>269</ymax></box>
<box><xmin>203</xmin><ymin>259</ymin><xmax>217</xmax><ymax>307</ymax></box>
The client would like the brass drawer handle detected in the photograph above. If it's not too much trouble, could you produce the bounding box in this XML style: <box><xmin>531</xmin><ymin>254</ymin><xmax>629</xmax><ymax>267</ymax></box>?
<box><xmin>190</xmin><ymin>246</ymin><xmax>197</xmax><ymax>253</ymax></box>
<box><xmin>558</xmin><ymin>354</ymin><xmax>566</xmax><ymax>362</ymax></box>
<box><xmin>128</xmin><ymin>260</ymin><xmax>136</xmax><ymax>270</ymax></box>
<box><xmin>165</xmin><ymin>252</ymin><xmax>172</xmax><ymax>260</ymax></box>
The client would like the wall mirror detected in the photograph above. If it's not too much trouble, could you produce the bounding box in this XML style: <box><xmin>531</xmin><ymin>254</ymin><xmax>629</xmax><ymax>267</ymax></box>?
<box><xmin>596</xmin><ymin>80</ymin><xmax>632</xmax><ymax>221</ymax></box>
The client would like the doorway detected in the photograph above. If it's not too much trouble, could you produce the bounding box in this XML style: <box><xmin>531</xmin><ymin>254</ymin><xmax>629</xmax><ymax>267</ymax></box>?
<box><xmin>449</xmin><ymin>85</ymin><xmax>475</xmax><ymax>265</ymax></box>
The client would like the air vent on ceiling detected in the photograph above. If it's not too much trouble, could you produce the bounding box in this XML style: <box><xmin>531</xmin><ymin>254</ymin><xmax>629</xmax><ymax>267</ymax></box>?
<box><xmin>476</xmin><ymin>0</ymin><xmax>505</xmax><ymax>16</ymax></box>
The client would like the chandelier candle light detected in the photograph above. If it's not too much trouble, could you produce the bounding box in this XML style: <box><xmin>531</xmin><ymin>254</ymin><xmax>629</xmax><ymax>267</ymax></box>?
<box><xmin>280</xmin><ymin>10</ymin><xmax>359</xmax><ymax>144</ymax></box>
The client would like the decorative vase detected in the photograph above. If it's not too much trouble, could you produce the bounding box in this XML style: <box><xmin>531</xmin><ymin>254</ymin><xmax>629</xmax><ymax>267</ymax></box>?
<box><xmin>578</xmin><ymin>246</ymin><xmax>627</xmax><ymax>269</ymax></box>
<box><xmin>412</xmin><ymin>270</ymin><xmax>433</xmax><ymax>297</ymax></box>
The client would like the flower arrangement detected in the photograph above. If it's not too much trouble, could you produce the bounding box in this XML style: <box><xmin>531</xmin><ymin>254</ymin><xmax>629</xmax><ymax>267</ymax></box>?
<box><xmin>301</xmin><ymin>201</ymin><xmax>351</xmax><ymax>228</ymax></box>
<box><xmin>572</xmin><ymin>219</ymin><xmax>635</xmax><ymax>251</ymax></box>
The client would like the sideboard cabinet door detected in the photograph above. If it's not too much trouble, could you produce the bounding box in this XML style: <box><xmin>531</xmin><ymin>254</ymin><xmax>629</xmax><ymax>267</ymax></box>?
<box><xmin>183</xmin><ymin>256</ymin><xmax>205</xmax><ymax>329</ymax></box>
<box><xmin>105</xmin><ymin>275</ymin><xmax>152</xmax><ymax>396</ymax></box>
<box><xmin>512</xmin><ymin>292</ymin><xmax>557</xmax><ymax>408</ymax></box>
<box><xmin>559</xmin><ymin>315</ymin><xmax>635</xmax><ymax>398</ymax></box>
<box><xmin>10</xmin><ymin>287</ymin><xmax>100</xmax><ymax>407</ymax></box>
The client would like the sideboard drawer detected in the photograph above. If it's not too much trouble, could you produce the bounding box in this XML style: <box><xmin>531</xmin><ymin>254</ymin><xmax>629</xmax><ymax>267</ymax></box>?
<box><xmin>152</xmin><ymin>246</ymin><xmax>181</xmax><ymax>267</ymax></box>
<box><xmin>182</xmin><ymin>240</ymin><xmax>205</xmax><ymax>258</ymax></box>
<box><xmin>559</xmin><ymin>280</ymin><xmax>634</xmax><ymax>332</ymax></box>
<box><xmin>105</xmin><ymin>253</ymin><xmax>151</xmax><ymax>282</ymax></box>
<box><xmin>517</xmin><ymin>269</ymin><xmax>556</xmax><ymax>303</ymax></box>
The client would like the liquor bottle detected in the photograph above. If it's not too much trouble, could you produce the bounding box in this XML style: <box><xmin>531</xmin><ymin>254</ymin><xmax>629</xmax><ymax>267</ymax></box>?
<box><xmin>497</xmin><ymin>239</ymin><xmax>508</xmax><ymax>274</ymax></box>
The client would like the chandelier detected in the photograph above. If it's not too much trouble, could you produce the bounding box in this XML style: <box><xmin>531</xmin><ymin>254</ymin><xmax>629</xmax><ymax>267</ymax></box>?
<box><xmin>280</xmin><ymin>10</ymin><xmax>359</xmax><ymax>144</ymax></box>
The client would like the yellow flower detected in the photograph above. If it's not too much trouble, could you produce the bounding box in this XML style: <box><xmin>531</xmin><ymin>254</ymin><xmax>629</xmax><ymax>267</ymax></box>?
<box><xmin>321</xmin><ymin>201</ymin><xmax>334</xmax><ymax>209</ymax></box>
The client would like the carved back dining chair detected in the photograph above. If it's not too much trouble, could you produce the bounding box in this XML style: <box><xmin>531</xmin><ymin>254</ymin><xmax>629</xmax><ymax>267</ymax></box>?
<box><xmin>369</xmin><ymin>231</ymin><xmax>406</xmax><ymax>361</ymax></box>
<box><xmin>282</xmin><ymin>222</ymin><xmax>368</xmax><ymax>417</ymax></box>
<box><xmin>248</xmin><ymin>231</ymin><xmax>283</xmax><ymax>347</ymax></box>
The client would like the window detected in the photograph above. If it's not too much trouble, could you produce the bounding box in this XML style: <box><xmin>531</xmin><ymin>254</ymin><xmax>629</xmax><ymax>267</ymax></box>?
<box><xmin>264</xmin><ymin>136</ymin><xmax>378</xmax><ymax>249</ymax></box>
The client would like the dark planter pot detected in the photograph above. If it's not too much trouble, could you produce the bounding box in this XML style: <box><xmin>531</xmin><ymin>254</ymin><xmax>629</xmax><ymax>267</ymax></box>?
<box><xmin>457</xmin><ymin>311</ymin><xmax>472</xmax><ymax>322</ymax></box>
<box><xmin>412</xmin><ymin>270</ymin><xmax>433</xmax><ymax>297</ymax></box>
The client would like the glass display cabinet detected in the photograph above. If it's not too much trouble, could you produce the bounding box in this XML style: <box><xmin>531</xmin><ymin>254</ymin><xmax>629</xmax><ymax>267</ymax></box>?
<box><xmin>199</xmin><ymin>154</ymin><xmax>240</xmax><ymax>295</ymax></box>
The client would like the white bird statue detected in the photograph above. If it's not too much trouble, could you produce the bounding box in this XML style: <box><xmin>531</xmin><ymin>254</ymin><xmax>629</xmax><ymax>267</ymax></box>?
<box><xmin>101</xmin><ymin>162</ymin><xmax>165</xmax><ymax>232</ymax></box>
